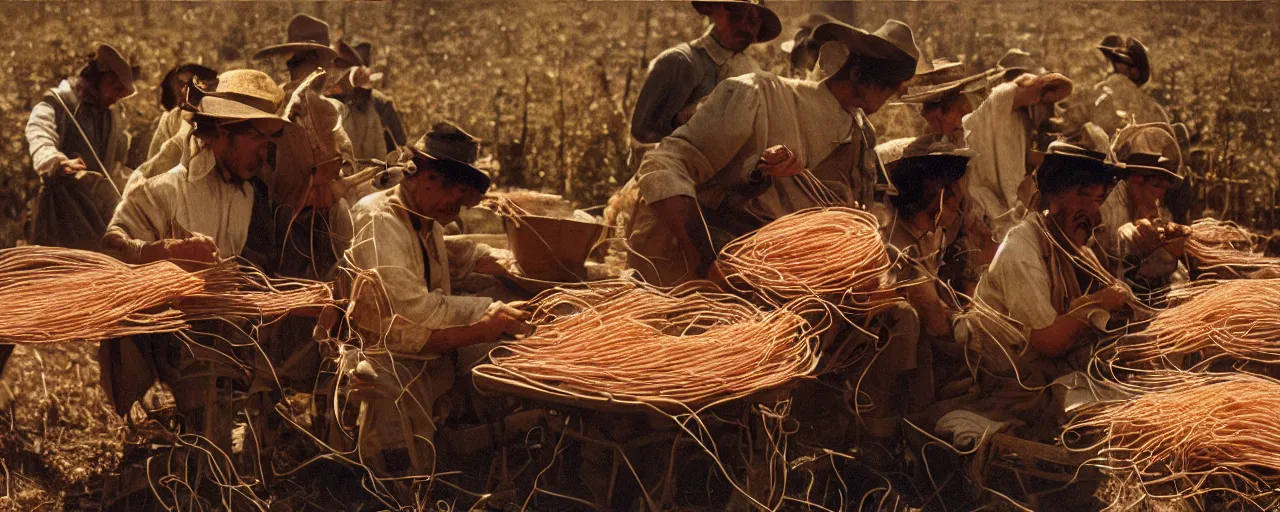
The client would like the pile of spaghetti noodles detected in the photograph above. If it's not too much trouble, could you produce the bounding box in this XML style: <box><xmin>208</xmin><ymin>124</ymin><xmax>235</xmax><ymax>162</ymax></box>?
<box><xmin>1110</xmin><ymin>279</ymin><xmax>1280</xmax><ymax>367</ymax></box>
<box><xmin>1065</xmin><ymin>372</ymin><xmax>1280</xmax><ymax>501</ymax></box>
<box><xmin>473</xmin><ymin>280</ymin><xmax>824</xmax><ymax>410</ymax></box>
<box><xmin>0</xmin><ymin>246</ymin><xmax>333</xmax><ymax>344</ymax></box>
<box><xmin>718</xmin><ymin>207</ymin><xmax>893</xmax><ymax>306</ymax></box>
<box><xmin>1186</xmin><ymin>219</ymin><xmax>1280</xmax><ymax>272</ymax></box>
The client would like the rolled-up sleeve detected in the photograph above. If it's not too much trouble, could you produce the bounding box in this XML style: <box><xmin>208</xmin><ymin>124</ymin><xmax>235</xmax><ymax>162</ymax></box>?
<box><xmin>634</xmin><ymin>77</ymin><xmax>762</xmax><ymax>205</ymax></box>
<box><xmin>26</xmin><ymin>101</ymin><xmax>66</xmax><ymax>176</ymax></box>
<box><xmin>346</xmin><ymin>209</ymin><xmax>491</xmax><ymax>354</ymax></box>
<box><xmin>630</xmin><ymin>48</ymin><xmax>700</xmax><ymax>144</ymax></box>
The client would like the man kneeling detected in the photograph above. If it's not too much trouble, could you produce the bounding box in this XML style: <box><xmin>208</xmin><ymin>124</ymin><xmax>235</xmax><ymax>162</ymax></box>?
<box><xmin>343</xmin><ymin>123</ymin><xmax>529</xmax><ymax>480</ymax></box>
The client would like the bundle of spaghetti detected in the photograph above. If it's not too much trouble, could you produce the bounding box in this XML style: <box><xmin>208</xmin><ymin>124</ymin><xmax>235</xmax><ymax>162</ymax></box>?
<box><xmin>0</xmin><ymin>246</ymin><xmax>333</xmax><ymax>344</ymax></box>
<box><xmin>1186</xmin><ymin>219</ymin><xmax>1280</xmax><ymax>271</ymax></box>
<box><xmin>1064</xmin><ymin>372</ymin><xmax>1280</xmax><ymax>500</ymax></box>
<box><xmin>718</xmin><ymin>207</ymin><xmax>893</xmax><ymax>308</ymax></box>
<box><xmin>473</xmin><ymin>279</ymin><xmax>824</xmax><ymax>410</ymax></box>
<box><xmin>1111</xmin><ymin>279</ymin><xmax>1280</xmax><ymax>367</ymax></box>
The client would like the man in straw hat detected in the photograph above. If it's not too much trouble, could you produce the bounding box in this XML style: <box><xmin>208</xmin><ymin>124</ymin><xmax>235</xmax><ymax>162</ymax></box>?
<box><xmin>958</xmin><ymin>142</ymin><xmax>1132</xmax><ymax>438</ymax></box>
<box><xmin>626</xmin><ymin>18</ymin><xmax>921</xmax><ymax>287</ymax></box>
<box><xmin>98</xmin><ymin>69</ymin><xmax>289</xmax><ymax>482</ymax></box>
<box><xmin>1062</xmin><ymin>35</ymin><xmax>1169</xmax><ymax>140</ymax></box>
<box><xmin>630</xmin><ymin>0</ymin><xmax>781</xmax><ymax>144</ymax></box>
<box><xmin>341</xmin><ymin>122</ymin><xmax>529</xmax><ymax>480</ymax></box>
<box><xmin>962</xmin><ymin>49</ymin><xmax>1075</xmax><ymax>239</ymax></box>
<box><xmin>1093</xmin><ymin>123</ymin><xmax>1188</xmax><ymax>301</ymax></box>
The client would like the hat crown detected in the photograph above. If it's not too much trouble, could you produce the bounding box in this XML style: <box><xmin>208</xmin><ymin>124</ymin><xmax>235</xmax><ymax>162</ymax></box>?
<box><xmin>91</xmin><ymin>43</ymin><xmax>135</xmax><ymax>87</ymax></box>
<box><xmin>414</xmin><ymin>122</ymin><xmax>480</xmax><ymax>165</ymax></box>
<box><xmin>286</xmin><ymin>14</ymin><xmax>331</xmax><ymax>46</ymax></box>
<box><xmin>997</xmin><ymin>49</ymin><xmax>1037</xmax><ymax>71</ymax></box>
<box><xmin>1098</xmin><ymin>34</ymin><xmax>1126</xmax><ymax>50</ymax></box>
<box><xmin>871</xmin><ymin>20</ymin><xmax>920</xmax><ymax>62</ymax></box>
<box><xmin>214</xmin><ymin>69</ymin><xmax>286</xmax><ymax>105</ymax></box>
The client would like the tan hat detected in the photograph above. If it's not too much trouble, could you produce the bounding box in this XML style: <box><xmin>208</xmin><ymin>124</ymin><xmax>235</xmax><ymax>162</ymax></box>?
<box><xmin>690</xmin><ymin>0</ymin><xmax>783</xmax><ymax>43</ymax></box>
<box><xmin>898</xmin><ymin>72</ymin><xmax>987</xmax><ymax>104</ymax></box>
<box><xmin>780</xmin><ymin>12</ymin><xmax>839</xmax><ymax>53</ymax></box>
<box><xmin>254</xmin><ymin>14</ymin><xmax>340</xmax><ymax>61</ymax></box>
<box><xmin>1112</xmin><ymin>122</ymin><xmax>1182</xmax><ymax>183</ymax></box>
<box><xmin>190</xmin><ymin>69</ymin><xmax>287</xmax><ymax>121</ymax></box>
<box><xmin>86</xmin><ymin>44</ymin><xmax>137</xmax><ymax>98</ymax></box>
<box><xmin>810</xmin><ymin>19</ymin><xmax>921</xmax><ymax>84</ymax></box>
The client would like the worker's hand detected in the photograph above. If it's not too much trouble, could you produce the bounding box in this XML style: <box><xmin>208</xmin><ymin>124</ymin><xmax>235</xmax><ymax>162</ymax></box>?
<box><xmin>166</xmin><ymin>234</ymin><xmax>220</xmax><ymax>263</ymax></box>
<box><xmin>57</xmin><ymin>157</ymin><xmax>87</xmax><ymax>176</ymax></box>
<box><xmin>480</xmin><ymin>301</ymin><xmax>532</xmax><ymax>340</ymax></box>
<box><xmin>1089</xmin><ymin>283</ymin><xmax>1130</xmax><ymax>312</ymax></box>
<box><xmin>473</xmin><ymin>254</ymin><xmax>509</xmax><ymax>276</ymax></box>
<box><xmin>1161</xmin><ymin>222</ymin><xmax>1190</xmax><ymax>258</ymax></box>
<box><xmin>758</xmin><ymin>145</ymin><xmax>804</xmax><ymax>178</ymax></box>
<box><xmin>1131</xmin><ymin>219</ymin><xmax>1163</xmax><ymax>255</ymax></box>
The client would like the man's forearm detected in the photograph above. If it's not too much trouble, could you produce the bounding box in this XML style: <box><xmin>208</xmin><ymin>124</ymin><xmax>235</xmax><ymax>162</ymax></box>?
<box><xmin>1028</xmin><ymin>314</ymin><xmax>1089</xmax><ymax>358</ymax></box>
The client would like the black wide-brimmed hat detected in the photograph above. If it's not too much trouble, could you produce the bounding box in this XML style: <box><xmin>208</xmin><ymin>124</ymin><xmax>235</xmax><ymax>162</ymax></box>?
<box><xmin>887</xmin><ymin>145</ymin><xmax>972</xmax><ymax>193</ymax></box>
<box><xmin>404</xmin><ymin>122</ymin><xmax>491</xmax><ymax>193</ymax></box>
<box><xmin>810</xmin><ymin>19</ymin><xmax>921</xmax><ymax>85</ymax></box>
<box><xmin>254</xmin><ymin>14</ymin><xmax>341</xmax><ymax>61</ymax></box>
<box><xmin>1036</xmin><ymin>141</ymin><xmax>1127</xmax><ymax>195</ymax></box>
<box><xmin>690</xmin><ymin>0</ymin><xmax>782</xmax><ymax>43</ymax></box>
<box><xmin>1097</xmin><ymin>34</ymin><xmax>1151</xmax><ymax>87</ymax></box>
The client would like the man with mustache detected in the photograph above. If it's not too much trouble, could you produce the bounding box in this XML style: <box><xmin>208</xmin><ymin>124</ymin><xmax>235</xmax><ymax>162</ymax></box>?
<box><xmin>341</xmin><ymin>122</ymin><xmax>529</xmax><ymax>481</ymax></box>
<box><xmin>972</xmin><ymin>142</ymin><xmax>1130</xmax><ymax>382</ymax></box>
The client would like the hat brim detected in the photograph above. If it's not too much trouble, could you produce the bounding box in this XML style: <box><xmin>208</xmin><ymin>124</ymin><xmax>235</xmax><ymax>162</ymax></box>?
<box><xmin>254</xmin><ymin>43</ymin><xmax>340</xmax><ymax>61</ymax></box>
<box><xmin>1125</xmin><ymin>163</ymin><xmax>1182</xmax><ymax>184</ymax></box>
<box><xmin>198</xmin><ymin>95</ymin><xmax>287</xmax><ymax>121</ymax></box>
<box><xmin>690</xmin><ymin>1</ymin><xmax>783</xmax><ymax>43</ymax></box>
<box><xmin>409</xmin><ymin>148</ymin><xmax>492</xmax><ymax>192</ymax></box>
<box><xmin>899</xmin><ymin>72</ymin><xmax>988</xmax><ymax>104</ymax></box>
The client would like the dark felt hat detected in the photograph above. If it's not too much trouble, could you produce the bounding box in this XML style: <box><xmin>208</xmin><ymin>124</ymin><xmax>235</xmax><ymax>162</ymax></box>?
<box><xmin>254</xmin><ymin>14</ymin><xmax>341</xmax><ymax>61</ymax></box>
<box><xmin>1036</xmin><ymin>141</ymin><xmax>1127</xmax><ymax>195</ymax></box>
<box><xmin>405</xmin><ymin>122</ymin><xmax>491</xmax><ymax>193</ymax></box>
<box><xmin>781</xmin><ymin>12</ymin><xmax>839</xmax><ymax>53</ymax></box>
<box><xmin>1097</xmin><ymin>34</ymin><xmax>1151</xmax><ymax>87</ymax></box>
<box><xmin>691</xmin><ymin>0</ymin><xmax>782</xmax><ymax>43</ymax></box>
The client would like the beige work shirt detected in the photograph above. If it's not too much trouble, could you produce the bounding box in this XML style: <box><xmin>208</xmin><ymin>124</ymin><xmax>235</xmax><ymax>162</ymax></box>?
<box><xmin>628</xmin><ymin>73</ymin><xmax>876</xmax><ymax>285</ymax></box>
<box><xmin>345</xmin><ymin>185</ymin><xmax>493</xmax><ymax>355</ymax></box>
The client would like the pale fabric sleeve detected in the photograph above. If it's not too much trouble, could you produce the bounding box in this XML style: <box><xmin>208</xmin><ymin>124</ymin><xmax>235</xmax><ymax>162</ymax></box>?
<box><xmin>147</xmin><ymin>109</ymin><xmax>180</xmax><ymax>159</ymax></box>
<box><xmin>443</xmin><ymin>236</ymin><xmax>493</xmax><ymax>281</ymax></box>
<box><xmin>104</xmin><ymin>173</ymin><xmax>178</xmax><ymax>260</ymax></box>
<box><xmin>635</xmin><ymin>77</ymin><xmax>763</xmax><ymax>205</ymax></box>
<box><xmin>980</xmin><ymin>224</ymin><xmax>1058</xmax><ymax>330</ymax></box>
<box><xmin>630</xmin><ymin>47</ymin><xmax>701</xmax><ymax>144</ymax></box>
<box><xmin>26</xmin><ymin>101</ymin><xmax>67</xmax><ymax>176</ymax></box>
<box><xmin>347</xmin><ymin>209</ymin><xmax>492</xmax><ymax>354</ymax></box>
<box><xmin>963</xmin><ymin>82</ymin><xmax>1022</xmax><ymax>224</ymax></box>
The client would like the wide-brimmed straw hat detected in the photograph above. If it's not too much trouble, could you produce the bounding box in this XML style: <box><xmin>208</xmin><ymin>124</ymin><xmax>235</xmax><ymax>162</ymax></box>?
<box><xmin>690</xmin><ymin>0</ymin><xmax>782</xmax><ymax>43</ymax></box>
<box><xmin>254</xmin><ymin>14</ymin><xmax>341</xmax><ymax>61</ymax></box>
<box><xmin>1112</xmin><ymin>122</ymin><xmax>1182</xmax><ymax>183</ymax></box>
<box><xmin>404</xmin><ymin>122</ymin><xmax>491</xmax><ymax>193</ymax></box>
<box><xmin>780</xmin><ymin>12</ymin><xmax>838</xmax><ymax>53</ymax></box>
<box><xmin>1097</xmin><ymin>34</ymin><xmax>1151</xmax><ymax>86</ymax></box>
<box><xmin>898</xmin><ymin>72</ymin><xmax>987</xmax><ymax>104</ymax></box>
<box><xmin>84</xmin><ymin>44</ymin><xmax>138</xmax><ymax>98</ymax></box>
<box><xmin>810</xmin><ymin>19</ymin><xmax>921</xmax><ymax>84</ymax></box>
<box><xmin>189</xmin><ymin>69</ymin><xmax>287</xmax><ymax>121</ymax></box>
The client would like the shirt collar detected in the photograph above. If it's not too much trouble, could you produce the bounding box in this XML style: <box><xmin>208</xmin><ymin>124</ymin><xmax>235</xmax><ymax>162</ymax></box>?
<box><xmin>691</xmin><ymin>27</ymin><xmax>739</xmax><ymax>67</ymax></box>
<box><xmin>394</xmin><ymin>184</ymin><xmax>438</xmax><ymax>234</ymax></box>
